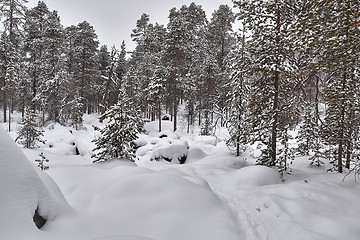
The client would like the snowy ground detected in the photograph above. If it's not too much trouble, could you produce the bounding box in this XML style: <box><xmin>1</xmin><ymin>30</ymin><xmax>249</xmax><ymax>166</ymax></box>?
<box><xmin>2</xmin><ymin>113</ymin><xmax>360</xmax><ymax>240</ymax></box>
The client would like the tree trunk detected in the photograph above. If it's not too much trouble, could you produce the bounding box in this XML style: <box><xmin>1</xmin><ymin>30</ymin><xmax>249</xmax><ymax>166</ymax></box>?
<box><xmin>271</xmin><ymin>0</ymin><xmax>281</xmax><ymax>166</ymax></box>
<box><xmin>337</xmin><ymin>72</ymin><xmax>348</xmax><ymax>173</ymax></box>
<box><xmin>3</xmin><ymin>88</ymin><xmax>6</xmax><ymax>123</ymax></box>
<box><xmin>173</xmin><ymin>97</ymin><xmax>177</xmax><ymax>132</ymax></box>
<box><xmin>158</xmin><ymin>101</ymin><xmax>162</xmax><ymax>132</ymax></box>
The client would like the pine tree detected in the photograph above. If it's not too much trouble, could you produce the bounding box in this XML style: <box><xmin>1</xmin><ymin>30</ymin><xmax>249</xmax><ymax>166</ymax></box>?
<box><xmin>67</xmin><ymin>94</ymin><xmax>83</xmax><ymax>130</ymax></box>
<box><xmin>0</xmin><ymin>0</ymin><xmax>27</xmax><ymax>128</ymax></box>
<box><xmin>16</xmin><ymin>108</ymin><xmax>45</xmax><ymax>148</ymax></box>
<box><xmin>200</xmin><ymin>115</ymin><xmax>212</xmax><ymax>136</ymax></box>
<box><xmin>92</xmin><ymin>89</ymin><xmax>144</xmax><ymax>163</ymax></box>
<box><xmin>23</xmin><ymin>1</ymin><xmax>50</xmax><ymax>112</ymax></box>
<box><xmin>41</xmin><ymin>10</ymin><xmax>67</xmax><ymax>123</ymax></box>
<box><xmin>227</xmin><ymin>37</ymin><xmax>251</xmax><ymax>156</ymax></box>
<box><xmin>207</xmin><ymin>4</ymin><xmax>235</xmax><ymax>117</ymax></box>
<box><xmin>234</xmin><ymin>0</ymin><xmax>302</xmax><ymax>171</ymax></box>
<box><xmin>128</xmin><ymin>18</ymin><xmax>166</xmax><ymax>120</ymax></box>
<box><xmin>114</xmin><ymin>41</ymin><xmax>127</xmax><ymax>92</ymax></box>
<box><xmin>70</xmin><ymin>21</ymin><xmax>99</xmax><ymax>114</ymax></box>
<box><xmin>164</xmin><ymin>3</ymin><xmax>207</xmax><ymax>131</ymax></box>
<box><xmin>300</xmin><ymin>0</ymin><xmax>360</xmax><ymax>172</ymax></box>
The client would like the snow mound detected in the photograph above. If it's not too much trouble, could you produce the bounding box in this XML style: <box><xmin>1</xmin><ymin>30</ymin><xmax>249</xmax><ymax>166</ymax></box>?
<box><xmin>186</xmin><ymin>146</ymin><xmax>208</xmax><ymax>163</ymax></box>
<box><xmin>195</xmin><ymin>155</ymin><xmax>248</xmax><ymax>169</ymax></box>
<box><xmin>48</xmin><ymin>165</ymin><xmax>242</xmax><ymax>240</ymax></box>
<box><xmin>91</xmin><ymin>236</ymin><xmax>155</xmax><ymax>240</ymax></box>
<box><xmin>243</xmin><ymin>181</ymin><xmax>360</xmax><ymax>240</ymax></box>
<box><xmin>0</xmin><ymin>126</ymin><xmax>70</xmax><ymax>238</ymax></box>
<box><xmin>90</xmin><ymin>172</ymin><xmax>243</xmax><ymax>240</ymax></box>
<box><xmin>222</xmin><ymin>166</ymin><xmax>281</xmax><ymax>190</ymax></box>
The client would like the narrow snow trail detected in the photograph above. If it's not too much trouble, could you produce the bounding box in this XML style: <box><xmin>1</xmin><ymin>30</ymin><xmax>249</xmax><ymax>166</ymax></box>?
<box><xmin>215</xmin><ymin>190</ymin><xmax>272</xmax><ymax>240</ymax></box>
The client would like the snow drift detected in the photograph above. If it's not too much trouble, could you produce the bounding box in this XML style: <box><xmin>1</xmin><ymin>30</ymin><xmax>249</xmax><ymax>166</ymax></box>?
<box><xmin>0</xmin><ymin>126</ymin><xmax>70</xmax><ymax>239</ymax></box>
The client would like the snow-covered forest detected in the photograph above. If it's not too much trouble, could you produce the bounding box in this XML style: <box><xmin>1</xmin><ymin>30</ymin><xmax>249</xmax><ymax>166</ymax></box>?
<box><xmin>0</xmin><ymin>0</ymin><xmax>360</xmax><ymax>239</ymax></box>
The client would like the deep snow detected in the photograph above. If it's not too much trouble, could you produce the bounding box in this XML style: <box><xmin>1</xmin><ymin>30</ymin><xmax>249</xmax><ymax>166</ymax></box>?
<box><xmin>2</xmin><ymin>113</ymin><xmax>360</xmax><ymax>240</ymax></box>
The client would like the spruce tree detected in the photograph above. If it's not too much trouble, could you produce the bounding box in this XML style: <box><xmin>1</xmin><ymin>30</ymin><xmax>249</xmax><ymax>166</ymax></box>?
<box><xmin>92</xmin><ymin>89</ymin><xmax>144</xmax><ymax>163</ymax></box>
<box><xmin>16</xmin><ymin>108</ymin><xmax>44</xmax><ymax>148</ymax></box>
<box><xmin>296</xmin><ymin>105</ymin><xmax>323</xmax><ymax>167</ymax></box>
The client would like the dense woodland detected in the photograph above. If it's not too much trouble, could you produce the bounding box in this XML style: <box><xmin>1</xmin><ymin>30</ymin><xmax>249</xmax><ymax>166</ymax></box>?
<box><xmin>0</xmin><ymin>0</ymin><xmax>359</xmax><ymax>173</ymax></box>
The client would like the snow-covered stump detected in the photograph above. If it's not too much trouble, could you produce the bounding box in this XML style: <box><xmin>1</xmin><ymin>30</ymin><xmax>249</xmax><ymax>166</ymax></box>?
<box><xmin>0</xmin><ymin>126</ymin><xmax>70</xmax><ymax>237</ymax></box>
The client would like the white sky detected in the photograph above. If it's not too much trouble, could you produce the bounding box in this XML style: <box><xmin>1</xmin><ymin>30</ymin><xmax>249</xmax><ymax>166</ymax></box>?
<box><xmin>27</xmin><ymin>0</ymin><xmax>236</xmax><ymax>51</ymax></box>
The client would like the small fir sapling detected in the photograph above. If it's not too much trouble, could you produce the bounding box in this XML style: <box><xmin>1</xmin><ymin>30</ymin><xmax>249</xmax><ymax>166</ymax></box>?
<box><xmin>35</xmin><ymin>153</ymin><xmax>49</xmax><ymax>171</ymax></box>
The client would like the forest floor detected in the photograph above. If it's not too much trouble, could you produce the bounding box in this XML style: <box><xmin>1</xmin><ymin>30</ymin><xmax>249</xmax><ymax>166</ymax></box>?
<box><xmin>2</xmin><ymin>112</ymin><xmax>360</xmax><ymax>240</ymax></box>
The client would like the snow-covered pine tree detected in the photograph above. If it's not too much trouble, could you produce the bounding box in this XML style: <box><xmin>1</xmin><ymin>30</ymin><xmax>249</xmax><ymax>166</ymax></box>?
<box><xmin>226</xmin><ymin>23</ymin><xmax>251</xmax><ymax>157</ymax></box>
<box><xmin>146</xmin><ymin>59</ymin><xmax>167</xmax><ymax>132</ymax></box>
<box><xmin>296</xmin><ymin>105</ymin><xmax>324</xmax><ymax>166</ymax></box>
<box><xmin>164</xmin><ymin>3</ymin><xmax>207</xmax><ymax>131</ymax></box>
<box><xmin>68</xmin><ymin>94</ymin><xmax>83</xmax><ymax>130</ymax></box>
<box><xmin>16</xmin><ymin>108</ymin><xmax>45</xmax><ymax>149</ymax></box>
<box><xmin>23</xmin><ymin>1</ymin><xmax>51</xmax><ymax>112</ymax></box>
<box><xmin>41</xmin><ymin>10</ymin><xmax>67</xmax><ymax>123</ymax></box>
<box><xmin>207</xmin><ymin>4</ymin><xmax>235</xmax><ymax>119</ymax></box>
<box><xmin>300</xmin><ymin>0</ymin><xmax>360</xmax><ymax>173</ymax></box>
<box><xmin>70</xmin><ymin>21</ymin><xmax>99</xmax><ymax>114</ymax></box>
<box><xmin>200</xmin><ymin>114</ymin><xmax>212</xmax><ymax>136</ymax></box>
<box><xmin>0</xmin><ymin>0</ymin><xmax>27</xmax><ymax>128</ymax></box>
<box><xmin>92</xmin><ymin>89</ymin><xmax>144</xmax><ymax>163</ymax></box>
<box><xmin>277</xmin><ymin>126</ymin><xmax>295</xmax><ymax>176</ymax></box>
<box><xmin>233</xmin><ymin>0</ymin><xmax>302</xmax><ymax>171</ymax></box>
<box><xmin>115</xmin><ymin>41</ymin><xmax>127</xmax><ymax>91</ymax></box>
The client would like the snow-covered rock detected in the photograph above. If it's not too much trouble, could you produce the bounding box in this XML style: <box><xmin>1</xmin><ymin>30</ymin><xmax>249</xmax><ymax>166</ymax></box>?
<box><xmin>151</xmin><ymin>140</ymin><xmax>189</xmax><ymax>164</ymax></box>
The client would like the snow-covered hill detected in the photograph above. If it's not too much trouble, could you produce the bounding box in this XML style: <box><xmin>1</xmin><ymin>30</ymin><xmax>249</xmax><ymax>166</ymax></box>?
<box><xmin>2</xmin><ymin>114</ymin><xmax>360</xmax><ymax>240</ymax></box>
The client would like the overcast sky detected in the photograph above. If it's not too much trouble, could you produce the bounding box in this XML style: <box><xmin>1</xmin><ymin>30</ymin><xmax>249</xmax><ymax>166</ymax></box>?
<box><xmin>27</xmin><ymin>0</ymin><xmax>236</xmax><ymax>51</ymax></box>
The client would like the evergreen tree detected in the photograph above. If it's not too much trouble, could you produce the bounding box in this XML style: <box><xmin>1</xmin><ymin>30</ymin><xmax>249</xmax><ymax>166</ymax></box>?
<box><xmin>92</xmin><ymin>89</ymin><xmax>144</xmax><ymax>163</ymax></box>
<box><xmin>300</xmin><ymin>0</ymin><xmax>360</xmax><ymax>172</ymax></box>
<box><xmin>66</xmin><ymin>94</ymin><xmax>83</xmax><ymax>130</ymax></box>
<box><xmin>70</xmin><ymin>21</ymin><xmax>99</xmax><ymax>114</ymax></box>
<box><xmin>164</xmin><ymin>3</ymin><xmax>207</xmax><ymax>131</ymax></box>
<box><xmin>207</xmin><ymin>5</ymin><xmax>235</xmax><ymax>117</ymax></box>
<box><xmin>23</xmin><ymin>1</ymin><xmax>50</xmax><ymax>112</ymax></box>
<box><xmin>114</xmin><ymin>40</ymin><xmax>127</xmax><ymax>92</ymax></box>
<box><xmin>296</xmin><ymin>105</ymin><xmax>322</xmax><ymax>164</ymax></box>
<box><xmin>35</xmin><ymin>152</ymin><xmax>49</xmax><ymax>171</ymax></box>
<box><xmin>16</xmin><ymin>108</ymin><xmax>44</xmax><ymax>148</ymax></box>
<box><xmin>41</xmin><ymin>10</ymin><xmax>67</xmax><ymax>123</ymax></box>
<box><xmin>227</xmin><ymin>36</ymin><xmax>251</xmax><ymax>156</ymax></box>
<box><xmin>0</xmin><ymin>0</ymin><xmax>27</xmax><ymax>127</ymax></box>
<box><xmin>234</xmin><ymin>0</ymin><xmax>302</xmax><ymax>172</ymax></box>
